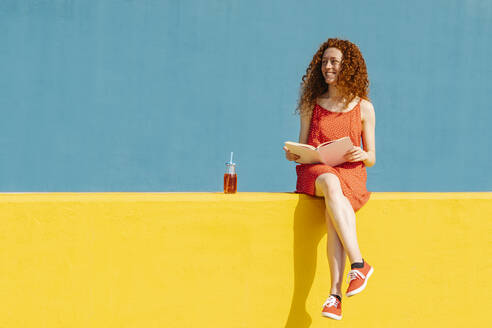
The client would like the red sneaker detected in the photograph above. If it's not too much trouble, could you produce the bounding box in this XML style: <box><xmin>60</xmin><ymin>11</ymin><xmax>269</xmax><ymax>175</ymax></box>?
<box><xmin>346</xmin><ymin>261</ymin><xmax>374</xmax><ymax>297</ymax></box>
<box><xmin>321</xmin><ymin>295</ymin><xmax>342</xmax><ymax>320</ymax></box>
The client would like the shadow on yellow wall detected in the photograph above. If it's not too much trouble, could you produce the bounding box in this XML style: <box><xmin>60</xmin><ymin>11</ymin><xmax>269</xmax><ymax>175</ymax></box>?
<box><xmin>285</xmin><ymin>197</ymin><xmax>326</xmax><ymax>327</ymax></box>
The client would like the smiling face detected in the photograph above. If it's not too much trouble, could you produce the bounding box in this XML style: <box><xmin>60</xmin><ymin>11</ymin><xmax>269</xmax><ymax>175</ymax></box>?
<box><xmin>321</xmin><ymin>47</ymin><xmax>343</xmax><ymax>85</ymax></box>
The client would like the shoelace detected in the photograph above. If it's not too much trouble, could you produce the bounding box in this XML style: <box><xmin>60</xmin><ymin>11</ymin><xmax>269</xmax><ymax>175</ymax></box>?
<box><xmin>347</xmin><ymin>269</ymin><xmax>366</xmax><ymax>284</ymax></box>
<box><xmin>323</xmin><ymin>296</ymin><xmax>339</xmax><ymax>308</ymax></box>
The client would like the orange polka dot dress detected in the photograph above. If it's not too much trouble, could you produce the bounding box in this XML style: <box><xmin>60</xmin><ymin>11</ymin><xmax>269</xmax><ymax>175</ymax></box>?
<box><xmin>295</xmin><ymin>98</ymin><xmax>371</xmax><ymax>212</ymax></box>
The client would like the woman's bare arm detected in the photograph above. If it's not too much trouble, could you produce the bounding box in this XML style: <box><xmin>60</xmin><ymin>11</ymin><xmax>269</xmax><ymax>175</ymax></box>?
<box><xmin>299</xmin><ymin>109</ymin><xmax>313</xmax><ymax>144</ymax></box>
<box><xmin>361</xmin><ymin>100</ymin><xmax>376</xmax><ymax>167</ymax></box>
<box><xmin>283</xmin><ymin>108</ymin><xmax>312</xmax><ymax>162</ymax></box>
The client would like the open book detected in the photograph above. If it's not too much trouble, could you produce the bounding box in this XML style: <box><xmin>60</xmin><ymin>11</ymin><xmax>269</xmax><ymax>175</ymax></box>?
<box><xmin>284</xmin><ymin>136</ymin><xmax>353</xmax><ymax>166</ymax></box>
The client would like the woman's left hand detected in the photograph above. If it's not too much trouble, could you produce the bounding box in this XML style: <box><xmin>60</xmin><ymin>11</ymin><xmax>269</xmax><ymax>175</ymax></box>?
<box><xmin>344</xmin><ymin>146</ymin><xmax>368</xmax><ymax>163</ymax></box>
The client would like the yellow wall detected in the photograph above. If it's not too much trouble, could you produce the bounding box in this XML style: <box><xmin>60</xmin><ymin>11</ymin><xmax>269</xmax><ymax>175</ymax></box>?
<box><xmin>0</xmin><ymin>192</ymin><xmax>490</xmax><ymax>327</ymax></box>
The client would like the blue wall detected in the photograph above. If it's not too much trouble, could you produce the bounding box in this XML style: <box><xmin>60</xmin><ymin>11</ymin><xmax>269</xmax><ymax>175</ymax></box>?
<box><xmin>1</xmin><ymin>0</ymin><xmax>491</xmax><ymax>192</ymax></box>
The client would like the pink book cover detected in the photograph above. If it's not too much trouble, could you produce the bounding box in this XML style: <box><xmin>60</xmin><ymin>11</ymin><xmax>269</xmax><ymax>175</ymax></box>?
<box><xmin>317</xmin><ymin>137</ymin><xmax>354</xmax><ymax>166</ymax></box>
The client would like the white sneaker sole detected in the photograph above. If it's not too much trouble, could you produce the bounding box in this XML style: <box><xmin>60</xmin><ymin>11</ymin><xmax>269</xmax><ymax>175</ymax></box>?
<box><xmin>346</xmin><ymin>266</ymin><xmax>374</xmax><ymax>297</ymax></box>
<box><xmin>322</xmin><ymin>312</ymin><xmax>342</xmax><ymax>320</ymax></box>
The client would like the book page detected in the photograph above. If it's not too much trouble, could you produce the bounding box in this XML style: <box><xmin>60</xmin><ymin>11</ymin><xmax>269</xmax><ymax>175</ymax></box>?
<box><xmin>284</xmin><ymin>141</ymin><xmax>321</xmax><ymax>164</ymax></box>
<box><xmin>316</xmin><ymin>136</ymin><xmax>349</xmax><ymax>149</ymax></box>
<box><xmin>317</xmin><ymin>137</ymin><xmax>353</xmax><ymax>166</ymax></box>
<box><xmin>284</xmin><ymin>141</ymin><xmax>316</xmax><ymax>150</ymax></box>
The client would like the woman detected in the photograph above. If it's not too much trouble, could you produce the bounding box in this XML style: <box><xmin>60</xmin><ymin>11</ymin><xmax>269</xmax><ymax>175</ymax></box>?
<box><xmin>283</xmin><ymin>38</ymin><xmax>376</xmax><ymax>321</ymax></box>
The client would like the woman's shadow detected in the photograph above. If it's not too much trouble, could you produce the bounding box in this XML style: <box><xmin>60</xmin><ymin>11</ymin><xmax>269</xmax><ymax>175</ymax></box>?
<box><xmin>284</xmin><ymin>194</ymin><xmax>326</xmax><ymax>328</ymax></box>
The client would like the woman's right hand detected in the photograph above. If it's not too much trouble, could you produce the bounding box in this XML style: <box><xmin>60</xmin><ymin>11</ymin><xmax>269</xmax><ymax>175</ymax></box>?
<box><xmin>283</xmin><ymin>146</ymin><xmax>301</xmax><ymax>162</ymax></box>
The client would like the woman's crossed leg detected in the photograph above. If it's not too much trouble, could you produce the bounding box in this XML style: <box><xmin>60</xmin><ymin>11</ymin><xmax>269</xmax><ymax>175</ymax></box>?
<box><xmin>314</xmin><ymin>173</ymin><xmax>363</xmax><ymax>295</ymax></box>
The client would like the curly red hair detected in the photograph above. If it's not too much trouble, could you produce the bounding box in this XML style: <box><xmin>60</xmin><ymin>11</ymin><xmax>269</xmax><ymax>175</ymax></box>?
<box><xmin>296</xmin><ymin>38</ymin><xmax>370</xmax><ymax>115</ymax></box>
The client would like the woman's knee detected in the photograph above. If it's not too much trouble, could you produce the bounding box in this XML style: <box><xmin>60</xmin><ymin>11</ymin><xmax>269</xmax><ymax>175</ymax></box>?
<box><xmin>315</xmin><ymin>173</ymin><xmax>344</xmax><ymax>201</ymax></box>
